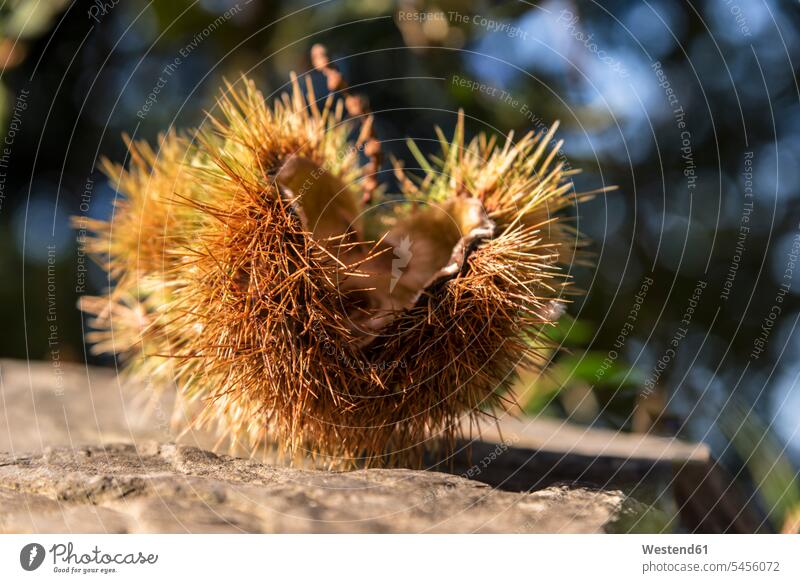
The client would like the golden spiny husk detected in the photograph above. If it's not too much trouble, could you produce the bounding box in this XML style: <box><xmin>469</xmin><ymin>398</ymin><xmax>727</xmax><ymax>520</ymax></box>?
<box><xmin>79</xmin><ymin>73</ymin><xmax>602</xmax><ymax>468</ymax></box>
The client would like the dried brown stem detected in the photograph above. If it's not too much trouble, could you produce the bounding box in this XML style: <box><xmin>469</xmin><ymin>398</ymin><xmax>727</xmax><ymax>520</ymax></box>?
<box><xmin>311</xmin><ymin>43</ymin><xmax>382</xmax><ymax>204</ymax></box>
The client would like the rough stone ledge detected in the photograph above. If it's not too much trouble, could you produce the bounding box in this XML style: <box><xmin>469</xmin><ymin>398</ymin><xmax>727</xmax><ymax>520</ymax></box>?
<box><xmin>2</xmin><ymin>359</ymin><xmax>767</xmax><ymax>533</ymax></box>
<box><xmin>0</xmin><ymin>442</ymin><xmax>630</xmax><ymax>534</ymax></box>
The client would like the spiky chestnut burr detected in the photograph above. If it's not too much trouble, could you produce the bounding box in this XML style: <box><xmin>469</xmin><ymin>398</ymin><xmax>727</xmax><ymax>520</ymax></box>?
<box><xmin>78</xmin><ymin>62</ymin><xmax>603</xmax><ymax>468</ymax></box>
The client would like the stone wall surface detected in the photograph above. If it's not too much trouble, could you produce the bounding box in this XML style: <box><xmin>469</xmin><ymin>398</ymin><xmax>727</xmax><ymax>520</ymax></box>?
<box><xmin>0</xmin><ymin>359</ymin><xmax>761</xmax><ymax>533</ymax></box>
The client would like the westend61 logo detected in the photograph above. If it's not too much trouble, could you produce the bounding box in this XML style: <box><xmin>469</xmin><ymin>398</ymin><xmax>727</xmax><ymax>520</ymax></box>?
<box><xmin>19</xmin><ymin>542</ymin><xmax>158</xmax><ymax>574</ymax></box>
